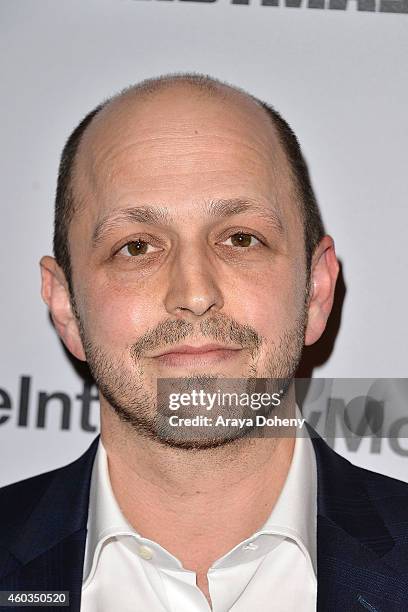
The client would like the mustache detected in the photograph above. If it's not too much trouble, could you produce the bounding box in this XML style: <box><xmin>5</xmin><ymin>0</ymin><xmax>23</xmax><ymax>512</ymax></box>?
<box><xmin>130</xmin><ymin>313</ymin><xmax>263</xmax><ymax>360</ymax></box>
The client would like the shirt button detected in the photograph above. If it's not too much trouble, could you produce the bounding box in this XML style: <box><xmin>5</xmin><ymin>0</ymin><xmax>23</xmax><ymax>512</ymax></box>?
<box><xmin>138</xmin><ymin>545</ymin><xmax>154</xmax><ymax>560</ymax></box>
<box><xmin>242</xmin><ymin>542</ymin><xmax>258</xmax><ymax>551</ymax></box>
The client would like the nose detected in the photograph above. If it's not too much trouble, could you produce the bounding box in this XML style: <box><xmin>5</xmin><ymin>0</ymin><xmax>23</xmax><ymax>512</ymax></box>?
<box><xmin>163</xmin><ymin>244</ymin><xmax>224</xmax><ymax>318</ymax></box>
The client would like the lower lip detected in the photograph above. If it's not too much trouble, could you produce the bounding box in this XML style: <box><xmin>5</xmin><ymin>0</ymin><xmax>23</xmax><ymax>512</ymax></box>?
<box><xmin>154</xmin><ymin>349</ymin><xmax>242</xmax><ymax>367</ymax></box>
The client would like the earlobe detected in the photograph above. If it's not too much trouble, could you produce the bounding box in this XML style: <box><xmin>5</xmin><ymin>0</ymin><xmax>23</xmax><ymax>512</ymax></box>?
<box><xmin>39</xmin><ymin>256</ymin><xmax>87</xmax><ymax>361</ymax></box>
<box><xmin>304</xmin><ymin>236</ymin><xmax>339</xmax><ymax>346</ymax></box>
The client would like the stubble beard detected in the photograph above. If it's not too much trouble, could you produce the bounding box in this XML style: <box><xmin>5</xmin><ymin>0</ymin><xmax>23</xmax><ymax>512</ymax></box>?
<box><xmin>74</xmin><ymin>301</ymin><xmax>308</xmax><ymax>450</ymax></box>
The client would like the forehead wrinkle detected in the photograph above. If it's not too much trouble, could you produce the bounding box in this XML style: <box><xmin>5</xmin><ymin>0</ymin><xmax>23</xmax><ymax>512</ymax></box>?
<box><xmin>82</xmin><ymin>96</ymin><xmax>283</xmax><ymax>181</ymax></box>
<box><xmin>94</xmin><ymin>136</ymin><xmax>278</xmax><ymax>175</ymax></box>
<box><xmin>75</xmin><ymin>91</ymin><xmax>288</xmax><ymax>207</ymax></box>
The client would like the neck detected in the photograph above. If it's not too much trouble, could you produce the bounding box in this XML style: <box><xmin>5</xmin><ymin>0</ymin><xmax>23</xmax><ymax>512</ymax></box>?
<box><xmin>100</xmin><ymin>397</ymin><xmax>296</xmax><ymax>575</ymax></box>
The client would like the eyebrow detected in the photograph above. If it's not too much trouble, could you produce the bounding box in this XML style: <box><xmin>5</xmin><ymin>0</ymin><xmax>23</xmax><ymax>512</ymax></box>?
<box><xmin>92</xmin><ymin>205</ymin><xmax>170</xmax><ymax>245</ymax></box>
<box><xmin>91</xmin><ymin>198</ymin><xmax>285</xmax><ymax>246</ymax></box>
<box><xmin>204</xmin><ymin>199</ymin><xmax>285</xmax><ymax>234</ymax></box>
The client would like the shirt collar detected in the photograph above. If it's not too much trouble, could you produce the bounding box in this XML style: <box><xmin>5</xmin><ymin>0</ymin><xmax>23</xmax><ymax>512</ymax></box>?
<box><xmin>83</xmin><ymin>405</ymin><xmax>316</xmax><ymax>583</ymax></box>
<box><xmin>259</xmin><ymin>406</ymin><xmax>317</xmax><ymax>575</ymax></box>
<box><xmin>83</xmin><ymin>433</ymin><xmax>137</xmax><ymax>584</ymax></box>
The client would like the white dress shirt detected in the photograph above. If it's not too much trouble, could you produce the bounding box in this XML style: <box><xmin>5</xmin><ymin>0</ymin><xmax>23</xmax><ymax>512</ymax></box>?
<box><xmin>81</xmin><ymin>417</ymin><xmax>317</xmax><ymax>612</ymax></box>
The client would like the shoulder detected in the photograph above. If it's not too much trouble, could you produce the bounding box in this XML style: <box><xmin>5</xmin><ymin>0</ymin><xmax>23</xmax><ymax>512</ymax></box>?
<box><xmin>357</xmin><ymin>461</ymin><xmax>408</xmax><ymax>497</ymax></box>
<box><xmin>351</xmin><ymin>458</ymin><xmax>408</xmax><ymax>528</ymax></box>
<box><xmin>311</xmin><ymin>432</ymin><xmax>408</xmax><ymax>530</ymax></box>
<box><xmin>329</xmin><ymin>440</ymin><xmax>408</xmax><ymax>498</ymax></box>
<box><xmin>0</xmin><ymin>436</ymin><xmax>100</xmax><ymax>545</ymax></box>
<box><xmin>311</xmin><ymin>429</ymin><xmax>408</xmax><ymax>493</ymax></box>
<box><xmin>0</xmin><ymin>464</ymin><xmax>66</xmax><ymax>521</ymax></box>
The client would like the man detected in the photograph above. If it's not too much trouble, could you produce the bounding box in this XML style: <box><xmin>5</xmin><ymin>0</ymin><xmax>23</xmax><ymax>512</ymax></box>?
<box><xmin>1</xmin><ymin>73</ymin><xmax>408</xmax><ymax>612</ymax></box>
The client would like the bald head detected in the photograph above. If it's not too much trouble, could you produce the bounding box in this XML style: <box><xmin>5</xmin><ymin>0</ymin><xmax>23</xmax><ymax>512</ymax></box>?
<box><xmin>54</xmin><ymin>73</ymin><xmax>324</xmax><ymax>292</ymax></box>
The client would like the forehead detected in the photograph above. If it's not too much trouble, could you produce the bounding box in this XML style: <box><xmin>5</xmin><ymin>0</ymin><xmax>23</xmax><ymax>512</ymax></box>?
<box><xmin>73</xmin><ymin>85</ymin><xmax>300</xmax><ymax>233</ymax></box>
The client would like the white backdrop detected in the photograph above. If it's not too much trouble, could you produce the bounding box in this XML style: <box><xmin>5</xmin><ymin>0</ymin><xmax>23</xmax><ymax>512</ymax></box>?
<box><xmin>1</xmin><ymin>0</ymin><xmax>407</xmax><ymax>486</ymax></box>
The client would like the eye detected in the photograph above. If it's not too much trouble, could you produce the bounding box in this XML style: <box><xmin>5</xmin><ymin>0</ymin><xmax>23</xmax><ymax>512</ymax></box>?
<box><xmin>118</xmin><ymin>240</ymin><xmax>161</xmax><ymax>257</ymax></box>
<box><xmin>222</xmin><ymin>232</ymin><xmax>261</xmax><ymax>248</ymax></box>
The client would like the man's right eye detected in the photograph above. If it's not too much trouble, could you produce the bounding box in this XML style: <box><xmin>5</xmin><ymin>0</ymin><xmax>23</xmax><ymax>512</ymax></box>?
<box><xmin>118</xmin><ymin>240</ymin><xmax>161</xmax><ymax>257</ymax></box>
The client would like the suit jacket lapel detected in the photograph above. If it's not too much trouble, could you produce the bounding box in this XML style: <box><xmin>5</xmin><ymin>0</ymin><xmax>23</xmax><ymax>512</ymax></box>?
<box><xmin>0</xmin><ymin>436</ymin><xmax>99</xmax><ymax>611</ymax></box>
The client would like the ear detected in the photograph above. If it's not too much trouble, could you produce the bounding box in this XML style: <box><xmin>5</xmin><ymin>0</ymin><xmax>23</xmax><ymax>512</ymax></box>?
<box><xmin>304</xmin><ymin>235</ymin><xmax>339</xmax><ymax>346</ymax></box>
<box><xmin>40</xmin><ymin>256</ymin><xmax>86</xmax><ymax>361</ymax></box>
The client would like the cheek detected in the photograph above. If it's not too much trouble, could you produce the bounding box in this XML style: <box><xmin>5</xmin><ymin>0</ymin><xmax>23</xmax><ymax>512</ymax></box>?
<box><xmin>79</xmin><ymin>284</ymin><xmax>158</xmax><ymax>350</ymax></box>
<box><xmin>230</xmin><ymin>267</ymin><xmax>304</xmax><ymax>339</ymax></box>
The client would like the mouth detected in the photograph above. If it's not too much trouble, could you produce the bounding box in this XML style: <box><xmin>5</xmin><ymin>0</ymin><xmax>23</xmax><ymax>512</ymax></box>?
<box><xmin>151</xmin><ymin>344</ymin><xmax>243</xmax><ymax>367</ymax></box>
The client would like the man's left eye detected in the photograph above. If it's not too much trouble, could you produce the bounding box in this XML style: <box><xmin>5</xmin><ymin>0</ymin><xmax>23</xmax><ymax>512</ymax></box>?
<box><xmin>223</xmin><ymin>232</ymin><xmax>261</xmax><ymax>248</ymax></box>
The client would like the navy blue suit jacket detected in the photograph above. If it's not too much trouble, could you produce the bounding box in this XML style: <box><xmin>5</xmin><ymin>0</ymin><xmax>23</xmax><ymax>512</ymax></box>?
<box><xmin>1</xmin><ymin>433</ymin><xmax>408</xmax><ymax>611</ymax></box>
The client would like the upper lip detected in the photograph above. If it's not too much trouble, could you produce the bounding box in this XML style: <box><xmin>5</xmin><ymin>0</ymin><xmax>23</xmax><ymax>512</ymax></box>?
<box><xmin>153</xmin><ymin>343</ymin><xmax>242</xmax><ymax>357</ymax></box>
